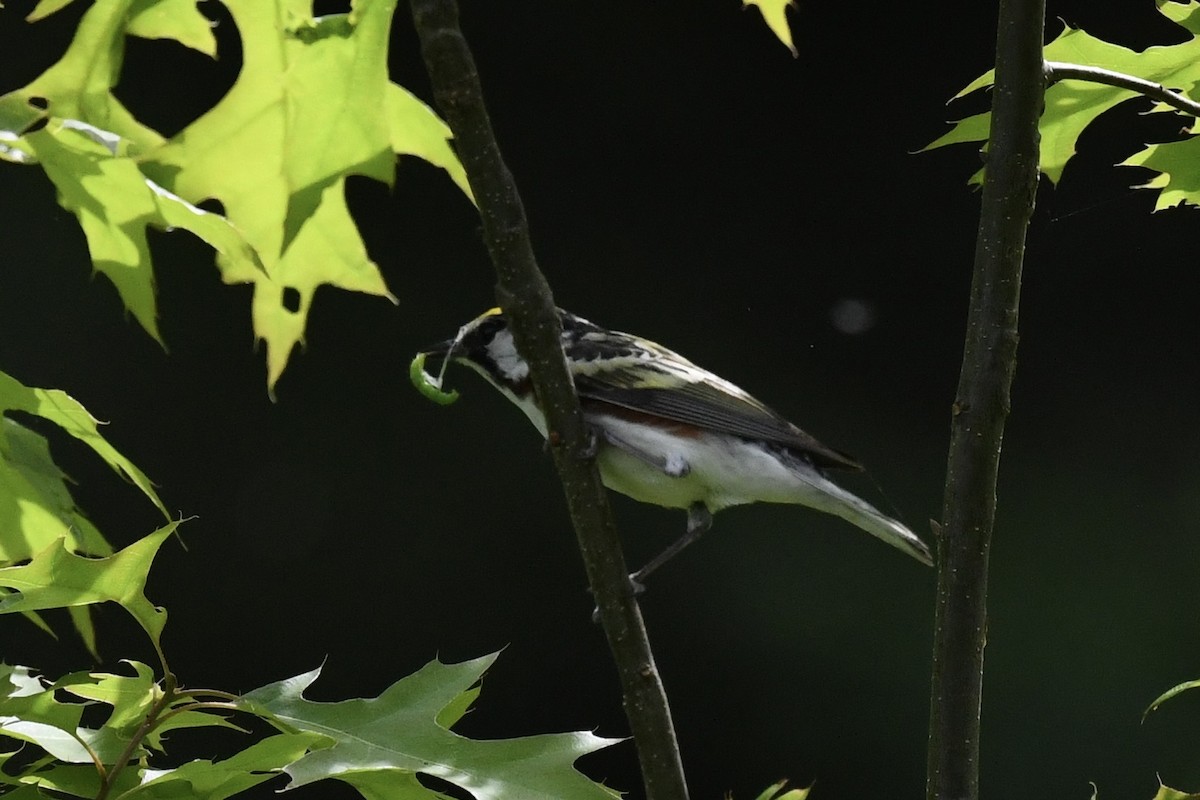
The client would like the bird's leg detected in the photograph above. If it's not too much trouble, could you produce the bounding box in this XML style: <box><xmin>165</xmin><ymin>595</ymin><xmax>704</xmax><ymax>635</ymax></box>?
<box><xmin>591</xmin><ymin>504</ymin><xmax>712</xmax><ymax>623</ymax></box>
<box><xmin>628</xmin><ymin>503</ymin><xmax>713</xmax><ymax>591</ymax></box>
<box><xmin>577</xmin><ymin>424</ymin><xmax>600</xmax><ymax>459</ymax></box>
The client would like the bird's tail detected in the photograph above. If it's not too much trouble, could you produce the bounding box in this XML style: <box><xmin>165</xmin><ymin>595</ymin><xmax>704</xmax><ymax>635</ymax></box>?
<box><xmin>805</xmin><ymin>474</ymin><xmax>934</xmax><ymax>566</ymax></box>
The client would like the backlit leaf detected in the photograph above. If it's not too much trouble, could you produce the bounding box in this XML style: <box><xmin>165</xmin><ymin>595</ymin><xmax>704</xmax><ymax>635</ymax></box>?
<box><xmin>743</xmin><ymin>0</ymin><xmax>797</xmax><ymax>57</ymax></box>
<box><xmin>0</xmin><ymin>0</ymin><xmax>163</xmax><ymax>149</ymax></box>
<box><xmin>0</xmin><ymin>524</ymin><xmax>177</xmax><ymax>646</ymax></box>
<box><xmin>142</xmin><ymin>0</ymin><xmax>470</xmax><ymax>392</ymax></box>
<box><xmin>928</xmin><ymin>1</ymin><xmax>1200</xmax><ymax>187</ymax></box>
<box><xmin>21</xmin><ymin>120</ymin><xmax>263</xmax><ymax>345</ymax></box>
<box><xmin>0</xmin><ymin>369</ymin><xmax>167</xmax><ymax>561</ymax></box>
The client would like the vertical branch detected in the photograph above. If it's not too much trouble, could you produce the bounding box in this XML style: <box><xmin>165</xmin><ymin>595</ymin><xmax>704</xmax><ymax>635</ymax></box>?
<box><xmin>408</xmin><ymin>3</ymin><xmax>690</xmax><ymax>799</ymax></box>
<box><xmin>926</xmin><ymin>0</ymin><xmax>1044</xmax><ymax>798</ymax></box>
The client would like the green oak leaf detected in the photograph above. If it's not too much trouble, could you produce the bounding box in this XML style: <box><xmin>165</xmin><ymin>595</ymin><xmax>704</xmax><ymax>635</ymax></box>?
<box><xmin>1153</xmin><ymin>783</ymin><xmax>1200</xmax><ymax>800</ymax></box>
<box><xmin>123</xmin><ymin>732</ymin><xmax>329</xmax><ymax>800</ymax></box>
<box><xmin>0</xmin><ymin>368</ymin><xmax>169</xmax><ymax>653</ymax></box>
<box><xmin>144</xmin><ymin>708</ymin><xmax>247</xmax><ymax>752</ymax></box>
<box><xmin>142</xmin><ymin>0</ymin><xmax>471</xmax><ymax>392</ymax></box>
<box><xmin>0</xmin><ymin>417</ymin><xmax>109</xmax><ymax>562</ymax></box>
<box><xmin>1121</xmin><ymin>131</ymin><xmax>1200</xmax><ymax>209</ymax></box>
<box><xmin>743</xmin><ymin>0</ymin><xmax>797</xmax><ymax>57</ymax></box>
<box><xmin>0</xmin><ymin>369</ymin><xmax>168</xmax><ymax>561</ymax></box>
<box><xmin>57</xmin><ymin>661</ymin><xmax>160</xmax><ymax>733</ymax></box>
<box><xmin>1</xmin><ymin>666</ymin><xmax>85</xmax><ymax>734</ymax></box>
<box><xmin>1143</xmin><ymin>676</ymin><xmax>1200</xmax><ymax>720</ymax></box>
<box><xmin>0</xmin><ymin>524</ymin><xmax>177</xmax><ymax>646</ymax></box>
<box><xmin>22</xmin><ymin>120</ymin><xmax>263</xmax><ymax>345</ymax></box>
<box><xmin>1</xmin><ymin>672</ymin><xmax>138</xmax><ymax>767</ymax></box>
<box><xmin>1</xmin><ymin>665</ymin><xmax>47</xmax><ymax>698</ymax></box>
<box><xmin>0</xmin><ymin>0</ymin><xmax>163</xmax><ymax>149</ymax></box>
<box><xmin>15</xmin><ymin>761</ymin><xmax>141</xmax><ymax>798</ymax></box>
<box><xmin>0</xmin><ymin>717</ymin><xmax>127</xmax><ymax>765</ymax></box>
<box><xmin>125</xmin><ymin>0</ymin><xmax>218</xmax><ymax>56</ymax></box>
<box><xmin>928</xmin><ymin>0</ymin><xmax>1200</xmax><ymax>185</ymax></box>
<box><xmin>240</xmin><ymin>654</ymin><xmax>622</xmax><ymax>800</ymax></box>
<box><xmin>26</xmin><ymin>0</ymin><xmax>215</xmax><ymax>54</ymax></box>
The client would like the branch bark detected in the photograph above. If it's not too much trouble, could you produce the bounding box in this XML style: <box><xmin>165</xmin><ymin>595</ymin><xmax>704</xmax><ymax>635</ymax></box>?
<box><xmin>926</xmin><ymin>1</ymin><xmax>1044</xmax><ymax>798</ymax></box>
<box><xmin>1045</xmin><ymin>60</ymin><xmax>1200</xmax><ymax>117</ymax></box>
<box><xmin>408</xmin><ymin>3</ymin><xmax>689</xmax><ymax>799</ymax></box>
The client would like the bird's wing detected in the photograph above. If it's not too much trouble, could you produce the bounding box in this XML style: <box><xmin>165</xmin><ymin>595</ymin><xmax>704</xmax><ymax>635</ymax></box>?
<box><xmin>572</xmin><ymin>359</ymin><xmax>863</xmax><ymax>472</ymax></box>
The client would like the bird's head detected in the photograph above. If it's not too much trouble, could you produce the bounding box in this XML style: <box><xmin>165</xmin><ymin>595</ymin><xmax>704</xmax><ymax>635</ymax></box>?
<box><xmin>424</xmin><ymin>307</ymin><xmax>600</xmax><ymax>392</ymax></box>
<box><xmin>421</xmin><ymin>307</ymin><xmax>522</xmax><ymax>392</ymax></box>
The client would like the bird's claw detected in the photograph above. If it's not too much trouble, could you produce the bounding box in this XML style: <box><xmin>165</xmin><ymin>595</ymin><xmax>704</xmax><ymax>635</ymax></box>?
<box><xmin>589</xmin><ymin>573</ymin><xmax>646</xmax><ymax>624</ymax></box>
<box><xmin>577</xmin><ymin>427</ymin><xmax>600</xmax><ymax>460</ymax></box>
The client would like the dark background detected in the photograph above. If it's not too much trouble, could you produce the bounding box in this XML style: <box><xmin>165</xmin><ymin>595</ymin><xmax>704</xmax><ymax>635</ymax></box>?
<box><xmin>3</xmin><ymin>1</ymin><xmax>1200</xmax><ymax>798</ymax></box>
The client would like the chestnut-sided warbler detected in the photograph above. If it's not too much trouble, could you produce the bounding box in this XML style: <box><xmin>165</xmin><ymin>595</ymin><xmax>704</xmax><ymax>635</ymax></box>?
<box><xmin>422</xmin><ymin>308</ymin><xmax>933</xmax><ymax>586</ymax></box>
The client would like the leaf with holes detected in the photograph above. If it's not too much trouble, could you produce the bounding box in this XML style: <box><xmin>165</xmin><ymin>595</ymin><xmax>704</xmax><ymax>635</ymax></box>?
<box><xmin>239</xmin><ymin>654</ymin><xmax>622</xmax><ymax>800</ymax></box>
<box><xmin>0</xmin><ymin>0</ymin><xmax>165</xmax><ymax>149</ymax></box>
<box><xmin>142</xmin><ymin>0</ymin><xmax>471</xmax><ymax>391</ymax></box>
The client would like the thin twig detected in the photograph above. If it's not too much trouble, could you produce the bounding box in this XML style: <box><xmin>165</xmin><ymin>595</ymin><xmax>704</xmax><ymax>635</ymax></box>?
<box><xmin>1045</xmin><ymin>61</ymin><xmax>1200</xmax><ymax>117</ymax></box>
<box><xmin>927</xmin><ymin>1</ymin><xmax>1044</xmax><ymax>799</ymax></box>
<box><xmin>407</xmin><ymin>3</ymin><xmax>689</xmax><ymax>799</ymax></box>
<box><xmin>95</xmin><ymin>679</ymin><xmax>176</xmax><ymax>800</ymax></box>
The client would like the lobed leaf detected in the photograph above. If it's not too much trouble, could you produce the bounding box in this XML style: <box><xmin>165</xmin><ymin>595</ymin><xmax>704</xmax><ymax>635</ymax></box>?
<box><xmin>0</xmin><ymin>0</ymin><xmax>163</xmax><ymax>149</ymax></box>
<box><xmin>0</xmin><ymin>369</ymin><xmax>167</xmax><ymax>529</ymax></box>
<box><xmin>928</xmin><ymin>1</ymin><xmax>1200</xmax><ymax>189</ymax></box>
<box><xmin>57</xmin><ymin>661</ymin><xmax>160</xmax><ymax>733</ymax></box>
<box><xmin>20</xmin><ymin>120</ymin><xmax>263</xmax><ymax>345</ymax></box>
<box><xmin>144</xmin><ymin>708</ymin><xmax>247</xmax><ymax>752</ymax></box>
<box><xmin>126</xmin><ymin>0</ymin><xmax>218</xmax><ymax>56</ymax></box>
<box><xmin>124</xmin><ymin>732</ymin><xmax>329</xmax><ymax>800</ymax></box>
<box><xmin>0</xmin><ymin>417</ymin><xmax>109</xmax><ymax>562</ymax></box>
<box><xmin>20</xmin><ymin>761</ymin><xmax>140</xmax><ymax>798</ymax></box>
<box><xmin>1152</xmin><ymin>783</ymin><xmax>1200</xmax><ymax>800</ymax></box>
<box><xmin>5</xmin><ymin>0</ymin><xmax>469</xmax><ymax>390</ymax></box>
<box><xmin>0</xmin><ymin>666</ymin><xmax>85</xmax><ymax>735</ymax></box>
<box><xmin>239</xmin><ymin>654</ymin><xmax>622</xmax><ymax>800</ymax></box>
<box><xmin>0</xmin><ymin>524</ymin><xmax>177</xmax><ymax>646</ymax></box>
<box><xmin>141</xmin><ymin>0</ymin><xmax>470</xmax><ymax>392</ymax></box>
<box><xmin>743</xmin><ymin>0</ymin><xmax>798</xmax><ymax>57</ymax></box>
<box><xmin>0</xmin><ymin>370</ymin><xmax>169</xmax><ymax>652</ymax></box>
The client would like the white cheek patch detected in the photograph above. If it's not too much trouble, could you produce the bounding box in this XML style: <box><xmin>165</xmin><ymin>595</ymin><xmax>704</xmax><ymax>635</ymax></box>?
<box><xmin>487</xmin><ymin>329</ymin><xmax>530</xmax><ymax>382</ymax></box>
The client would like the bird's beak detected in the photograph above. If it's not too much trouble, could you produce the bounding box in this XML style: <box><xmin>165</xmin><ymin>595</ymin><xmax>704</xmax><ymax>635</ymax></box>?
<box><xmin>419</xmin><ymin>337</ymin><xmax>458</xmax><ymax>368</ymax></box>
<box><xmin>421</xmin><ymin>338</ymin><xmax>454</xmax><ymax>357</ymax></box>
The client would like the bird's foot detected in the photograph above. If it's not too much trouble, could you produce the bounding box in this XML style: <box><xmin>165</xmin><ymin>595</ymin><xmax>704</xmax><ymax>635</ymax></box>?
<box><xmin>589</xmin><ymin>573</ymin><xmax>646</xmax><ymax>624</ymax></box>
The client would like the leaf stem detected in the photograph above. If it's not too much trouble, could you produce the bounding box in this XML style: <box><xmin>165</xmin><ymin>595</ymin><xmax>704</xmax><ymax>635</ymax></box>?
<box><xmin>95</xmin><ymin>676</ymin><xmax>176</xmax><ymax>800</ymax></box>
<box><xmin>173</xmin><ymin>687</ymin><xmax>241</xmax><ymax>703</ymax></box>
<box><xmin>927</xmin><ymin>1</ymin><xmax>1044</xmax><ymax>799</ymax></box>
<box><xmin>408</xmin><ymin>2</ymin><xmax>689</xmax><ymax>799</ymax></box>
<box><xmin>154</xmin><ymin>700</ymin><xmax>241</xmax><ymax>728</ymax></box>
<box><xmin>1045</xmin><ymin>61</ymin><xmax>1200</xmax><ymax>117</ymax></box>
